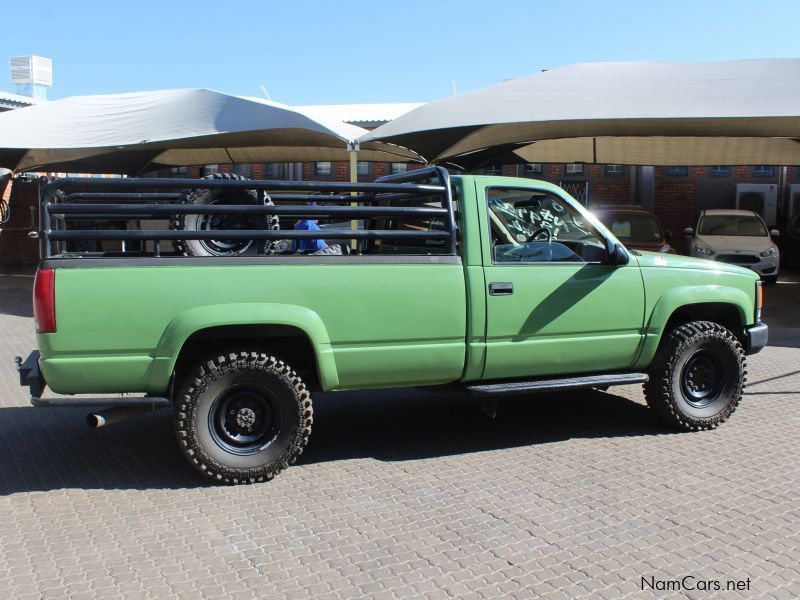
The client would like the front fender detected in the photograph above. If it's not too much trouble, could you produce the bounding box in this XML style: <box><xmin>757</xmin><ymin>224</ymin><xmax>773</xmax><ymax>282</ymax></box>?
<box><xmin>634</xmin><ymin>285</ymin><xmax>753</xmax><ymax>369</ymax></box>
<box><xmin>146</xmin><ymin>303</ymin><xmax>339</xmax><ymax>393</ymax></box>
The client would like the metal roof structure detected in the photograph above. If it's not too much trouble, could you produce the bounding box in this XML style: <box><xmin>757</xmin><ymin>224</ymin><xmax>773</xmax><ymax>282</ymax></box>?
<box><xmin>0</xmin><ymin>90</ymin><xmax>38</xmax><ymax>111</ymax></box>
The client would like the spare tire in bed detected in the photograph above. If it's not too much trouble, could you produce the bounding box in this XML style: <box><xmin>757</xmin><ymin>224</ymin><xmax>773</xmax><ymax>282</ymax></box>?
<box><xmin>170</xmin><ymin>173</ymin><xmax>279</xmax><ymax>256</ymax></box>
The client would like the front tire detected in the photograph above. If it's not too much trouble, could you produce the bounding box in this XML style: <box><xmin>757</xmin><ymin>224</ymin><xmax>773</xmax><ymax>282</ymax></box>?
<box><xmin>174</xmin><ymin>351</ymin><xmax>312</xmax><ymax>484</ymax></box>
<box><xmin>644</xmin><ymin>321</ymin><xmax>746</xmax><ymax>431</ymax></box>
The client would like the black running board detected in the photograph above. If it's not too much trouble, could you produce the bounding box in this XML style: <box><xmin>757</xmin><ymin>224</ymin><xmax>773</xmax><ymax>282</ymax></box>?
<box><xmin>466</xmin><ymin>372</ymin><xmax>649</xmax><ymax>397</ymax></box>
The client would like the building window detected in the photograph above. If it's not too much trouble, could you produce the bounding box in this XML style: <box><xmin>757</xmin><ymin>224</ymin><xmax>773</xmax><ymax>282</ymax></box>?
<box><xmin>232</xmin><ymin>164</ymin><xmax>252</xmax><ymax>178</ymax></box>
<box><xmin>315</xmin><ymin>162</ymin><xmax>332</xmax><ymax>176</ymax></box>
<box><xmin>752</xmin><ymin>165</ymin><xmax>774</xmax><ymax>177</ymax></box>
<box><xmin>356</xmin><ymin>161</ymin><xmax>370</xmax><ymax>177</ymax></box>
<box><xmin>565</xmin><ymin>164</ymin><xmax>584</xmax><ymax>176</ymax></box>
<box><xmin>605</xmin><ymin>164</ymin><xmax>625</xmax><ymax>177</ymax></box>
<box><xmin>264</xmin><ymin>163</ymin><xmax>281</xmax><ymax>178</ymax></box>
<box><xmin>709</xmin><ymin>166</ymin><xmax>730</xmax><ymax>177</ymax></box>
<box><xmin>170</xmin><ymin>166</ymin><xmax>188</xmax><ymax>177</ymax></box>
<box><xmin>523</xmin><ymin>163</ymin><xmax>543</xmax><ymax>176</ymax></box>
<box><xmin>483</xmin><ymin>165</ymin><xmax>503</xmax><ymax>176</ymax></box>
<box><xmin>390</xmin><ymin>163</ymin><xmax>408</xmax><ymax>175</ymax></box>
<box><xmin>665</xmin><ymin>166</ymin><xmax>689</xmax><ymax>176</ymax></box>
<box><xmin>202</xmin><ymin>164</ymin><xmax>219</xmax><ymax>176</ymax></box>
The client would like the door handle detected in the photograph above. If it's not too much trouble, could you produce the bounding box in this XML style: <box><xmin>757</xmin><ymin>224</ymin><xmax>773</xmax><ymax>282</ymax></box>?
<box><xmin>489</xmin><ymin>282</ymin><xmax>514</xmax><ymax>296</ymax></box>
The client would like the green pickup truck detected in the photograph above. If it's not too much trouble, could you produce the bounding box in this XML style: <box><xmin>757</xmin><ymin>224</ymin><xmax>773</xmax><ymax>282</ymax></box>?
<box><xmin>16</xmin><ymin>167</ymin><xmax>767</xmax><ymax>484</ymax></box>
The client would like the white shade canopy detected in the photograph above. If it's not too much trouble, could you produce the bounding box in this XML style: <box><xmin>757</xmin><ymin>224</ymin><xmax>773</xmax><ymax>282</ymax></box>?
<box><xmin>359</xmin><ymin>59</ymin><xmax>800</xmax><ymax>169</ymax></box>
<box><xmin>0</xmin><ymin>88</ymin><xmax>421</xmax><ymax>174</ymax></box>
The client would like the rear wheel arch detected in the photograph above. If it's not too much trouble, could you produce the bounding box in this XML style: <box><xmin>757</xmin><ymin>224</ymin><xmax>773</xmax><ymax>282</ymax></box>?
<box><xmin>172</xmin><ymin>324</ymin><xmax>324</xmax><ymax>395</ymax></box>
<box><xmin>148</xmin><ymin>303</ymin><xmax>340</xmax><ymax>395</ymax></box>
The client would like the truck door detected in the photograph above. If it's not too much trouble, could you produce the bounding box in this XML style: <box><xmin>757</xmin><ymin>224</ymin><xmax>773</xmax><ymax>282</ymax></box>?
<box><xmin>479</xmin><ymin>184</ymin><xmax>645</xmax><ymax>380</ymax></box>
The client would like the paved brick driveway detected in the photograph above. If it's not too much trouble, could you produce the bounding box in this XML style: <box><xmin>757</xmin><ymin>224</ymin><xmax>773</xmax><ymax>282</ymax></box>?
<box><xmin>0</xmin><ymin>273</ymin><xmax>798</xmax><ymax>599</ymax></box>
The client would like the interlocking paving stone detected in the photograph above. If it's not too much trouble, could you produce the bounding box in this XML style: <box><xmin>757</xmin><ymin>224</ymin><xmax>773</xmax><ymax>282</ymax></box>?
<box><xmin>1</xmin><ymin>272</ymin><xmax>798</xmax><ymax>598</ymax></box>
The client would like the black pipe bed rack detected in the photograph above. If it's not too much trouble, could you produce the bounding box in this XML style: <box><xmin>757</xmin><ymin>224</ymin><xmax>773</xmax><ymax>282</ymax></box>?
<box><xmin>37</xmin><ymin>166</ymin><xmax>457</xmax><ymax>259</ymax></box>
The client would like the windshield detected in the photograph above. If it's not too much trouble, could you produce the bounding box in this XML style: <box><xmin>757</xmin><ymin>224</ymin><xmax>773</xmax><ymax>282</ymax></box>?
<box><xmin>597</xmin><ymin>213</ymin><xmax>663</xmax><ymax>243</ymax></box>
<box><xmin>698</xmin><ymin>215</ymin><xmax>768</xmax><ymax>237</ymax></box>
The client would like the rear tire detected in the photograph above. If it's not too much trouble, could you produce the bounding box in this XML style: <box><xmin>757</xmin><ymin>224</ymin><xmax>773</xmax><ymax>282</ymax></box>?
<box><xmin>174</xmin><ymin>351</ymin><xmax>312</xmax><ymax>484</ymax></box>
<box><xmin>644</xmin><ymin>321</ymin><xmax>745</xmax><ymax>431</ymax></box>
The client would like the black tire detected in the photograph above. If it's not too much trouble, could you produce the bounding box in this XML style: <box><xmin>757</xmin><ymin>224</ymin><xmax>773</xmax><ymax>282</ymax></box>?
<box><xmin>170</xmin><ymin>173</ymin><xmax>279</xmax><ymax>256</ymax></box>
<box><xmin>174</xmin><ymin>351</ymin><xmax>312</xmax><ymax>484</ymax></box>
<box><xmin>644</xmin><ymin>321</ymin><xmax>746</xmax><ymax>431</ymax></box>
<box><xmin>763</xmin><ymin>275</ymin><xmax>779</xmax><ymax>285</ymax></box>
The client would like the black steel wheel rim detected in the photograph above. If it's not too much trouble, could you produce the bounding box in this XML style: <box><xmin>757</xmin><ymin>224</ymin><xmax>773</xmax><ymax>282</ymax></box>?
<box><xmin>680</xmin><ymin>351</ymin><xmax>724</xmax><ymax>408</ymax></box>
<box><xmin>209</xmin><ymin>384</ymin><xmax>282</xmax><ymax>455</ymax></box>
<box><xmin>198</xmin><ymin>199</ymin><xmax>257</xmax><ymax>255</ymax></box>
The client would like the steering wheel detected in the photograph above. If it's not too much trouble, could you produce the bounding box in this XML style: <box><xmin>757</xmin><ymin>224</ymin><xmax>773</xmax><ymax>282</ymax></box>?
<box><xmin>526</xmin><ymin>227</ymin><xmax>552</xmax><ymax>243</ymax></box>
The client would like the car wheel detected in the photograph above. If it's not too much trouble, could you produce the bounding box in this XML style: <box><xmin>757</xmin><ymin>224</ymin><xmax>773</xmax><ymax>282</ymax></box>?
<box><xmin>644</xmin><ymin>320</ymin><xmax>745</xmax><ymax>431</ymax></box>
<box><xmin>171</xmin><ymin>173</ymin><xmax>280</xmax><ymax>256</ymax></box>
<box><xmin>174</xmin><ymin>351</ymin><xmax>313</xmax><ymax>484</ymax></box>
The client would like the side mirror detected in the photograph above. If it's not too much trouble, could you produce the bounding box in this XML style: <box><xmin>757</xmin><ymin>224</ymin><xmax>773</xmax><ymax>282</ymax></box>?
<box><xmin>683</xmin><ymin>227</ymin><xmax>694</xmax><ymax>236</ymax></box>
<box><xmin>770</xmin><ymin>229</ymin><xmax>780</xmax><ymax>237</ymax></box>
<box><xmin>605</xmin><ymin>239</ymin><xmax>629</xmax><ymax>266</ymax></box>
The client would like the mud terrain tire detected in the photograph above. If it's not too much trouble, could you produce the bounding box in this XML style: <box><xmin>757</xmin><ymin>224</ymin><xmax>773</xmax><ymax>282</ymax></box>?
<box><xmin>171</xmin><ymin>173</ymin><xmax>279</xmax><ymax>256</ymax></box>
<box><xmin>174</xmin><ymin>351</ymin><xmax>312</xmax><ymax>484</ymax></box>
<box><xmin>644</xmin><ymin>320</ymin><xmax>746</xmax><ymax>431</ymax></box>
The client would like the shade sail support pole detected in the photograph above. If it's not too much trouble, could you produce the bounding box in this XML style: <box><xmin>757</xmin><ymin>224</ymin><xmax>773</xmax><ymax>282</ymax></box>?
<box><xmin>348</xmin><ymin>142</ymin><xmax>359</xmax><ymax>251</ymax></box>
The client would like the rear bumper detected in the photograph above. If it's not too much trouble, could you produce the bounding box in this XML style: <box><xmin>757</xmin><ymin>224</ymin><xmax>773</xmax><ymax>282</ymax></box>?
<box><xmin>745</xmin><ymin>322</ymin><xmax>768</xmax><ymax>355</ymax></box>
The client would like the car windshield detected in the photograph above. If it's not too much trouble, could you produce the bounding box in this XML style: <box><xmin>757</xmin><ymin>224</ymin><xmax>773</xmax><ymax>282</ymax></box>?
<box><xmin>597</xmin><ymin>214</ymin><xmax>663</xmax><ymax>243</ymax></box>
<box><xmin>698</xmin><ymin>215</ymin><xmax>768</xmax><ymax>237</ymax></box>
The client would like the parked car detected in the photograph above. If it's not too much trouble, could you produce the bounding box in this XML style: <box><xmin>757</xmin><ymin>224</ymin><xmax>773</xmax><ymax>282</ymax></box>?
<box><xmin>685</xmin><ymin>209</ymin><xmax>780</xmax><ymax>284</ymax></box>
<box><xmin>593</xmin><ymin>208</ymin><xmax>675</xmax><ymax>254</ymax></box>
<box><xmin>16</xmin><ymin>170</ymin><xmax>767</xmax><ymax>484</ymax></box>
<box><xmin>779</xmin><ymin>212</ymin><xmax>800</xmax><ymax>269</ymax></box>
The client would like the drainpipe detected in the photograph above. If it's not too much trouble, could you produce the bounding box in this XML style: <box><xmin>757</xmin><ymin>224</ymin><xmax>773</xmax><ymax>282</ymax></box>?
<box><xmin>779</xmin><ymin>166</ymin><xmax>788</xmax><ymax>223</ymax></box>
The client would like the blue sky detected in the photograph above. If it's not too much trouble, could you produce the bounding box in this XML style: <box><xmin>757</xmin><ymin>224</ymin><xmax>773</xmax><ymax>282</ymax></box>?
<box><xmin>4</xmin><ymin>0</ymin><xmax>800</xmax><ymax>104</ymax></box>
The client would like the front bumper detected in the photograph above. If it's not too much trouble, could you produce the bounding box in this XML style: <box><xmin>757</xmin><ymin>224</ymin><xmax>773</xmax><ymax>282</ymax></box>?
<box><xmin>745</xmin><ymin>322</ymin><xmax>769</xmax><ymax>355</ymax></box>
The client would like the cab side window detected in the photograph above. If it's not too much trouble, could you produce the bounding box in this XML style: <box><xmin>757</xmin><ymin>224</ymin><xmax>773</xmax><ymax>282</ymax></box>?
<box><xmin>486</xmin><ymin>188</ymin><xmax>606</xmax><ymax>264</ymax></box>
